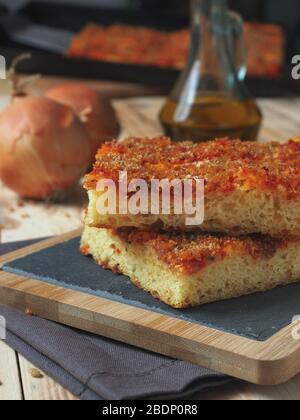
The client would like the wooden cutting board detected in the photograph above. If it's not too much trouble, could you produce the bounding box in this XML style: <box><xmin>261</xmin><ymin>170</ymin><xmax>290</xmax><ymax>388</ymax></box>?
<box><xmin>1</xmin><ymin>230</ymin><xmax>300</xmax><ymax>386</ymax></box>
<box><xmin>1</xmin><ymin>96</ymin><xmax>300</xmax><ymax>387</ymax></box>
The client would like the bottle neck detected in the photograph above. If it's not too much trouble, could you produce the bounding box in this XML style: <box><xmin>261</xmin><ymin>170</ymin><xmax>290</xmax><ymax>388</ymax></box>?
<box><xmin>188</xmin><ymin>0</ymin><xmax>243</xmax><ymax>93</ymax></box>
<box><xmin>170</xmin><ymin>0</ymin><xmax>249</xmax><ymax>104</ymax></box>
<box><xmin>191</xmin><ymin>0</ymin><xmax>231</xmax><ymax>58</ymax></box>
<box><xmin>192</xmin><ymin>0</ymin><xmax>228</xmax><ymax>21</ymax></box>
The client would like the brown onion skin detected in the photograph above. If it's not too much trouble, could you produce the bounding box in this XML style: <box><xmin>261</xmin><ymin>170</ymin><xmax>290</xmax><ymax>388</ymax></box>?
<box><xmin>45</xmin><ymin>84</ymin><xmax>120</xmax><ymax>160</ymax></box>
<box><xmin>0</xmin><ymin>96</ymin><xmax>90</xmax><ymax>199</ymax></box>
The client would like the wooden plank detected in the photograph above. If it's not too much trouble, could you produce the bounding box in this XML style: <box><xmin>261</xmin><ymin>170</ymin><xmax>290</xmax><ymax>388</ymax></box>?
<box><xmin>114</xmin><ymin>97</ymin><xmax>300</xmax><ymax>143</ymax></box>
<box><xmin>0</xmin><ymin>341</ymin><xmax>23</xmax><ymax>400</ymax></box>
<box><xmin>18</xmin><ymin>356</ymin><xmax>77</xmax><ymax>401</ymax></box>
<box><xmin>0</xmin><ymin>185</ymin><xmax>85</xmax><ymax>243</ymax></box>
<box><xmin>1</xmin><ymin>231</ymin><xmax>300</xmax><ymax>386</ymax></box>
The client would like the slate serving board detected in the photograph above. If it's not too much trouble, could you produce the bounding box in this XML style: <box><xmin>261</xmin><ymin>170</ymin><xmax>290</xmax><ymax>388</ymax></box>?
<box><xmin>2</xmin><ymin>236</ymin><xmax>300</xmax><ymax>342</ymax></box>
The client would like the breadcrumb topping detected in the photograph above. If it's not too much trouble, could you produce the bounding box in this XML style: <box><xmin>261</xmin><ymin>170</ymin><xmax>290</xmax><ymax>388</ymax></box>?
<box><xmin>113</xmin><ymin>229</ymin><xmax>298</xmax><ymax>275</ymax></box>
<box><xmin>85</xmin><ymin>137</ymin><xmax>300</xmax><ymax>200</ymax></box>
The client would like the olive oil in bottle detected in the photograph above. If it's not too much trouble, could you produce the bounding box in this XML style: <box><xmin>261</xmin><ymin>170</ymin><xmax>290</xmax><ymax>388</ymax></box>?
<box><xmin>160</xmin><ymin>94</ymin><xmax>262</xmax><ymax>142</ymax></box>
<box><xmin>160</xmin><ymin>0</ymin><xmax>262</xmax><ymax>142</ymax></box>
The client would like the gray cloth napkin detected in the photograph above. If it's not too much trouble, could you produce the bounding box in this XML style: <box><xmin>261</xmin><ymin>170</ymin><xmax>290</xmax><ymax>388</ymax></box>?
<box><xmin>0</xmin><ymin>240</ymin><xmax>232</xmax><ymax>400</ymax></box>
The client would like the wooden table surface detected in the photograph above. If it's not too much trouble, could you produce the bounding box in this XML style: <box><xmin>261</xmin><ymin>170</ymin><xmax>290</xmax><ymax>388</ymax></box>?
<box><xmin>1</xmin><ymin>77</ymin><xmax>300</xmax><ymax>400</ymax></box>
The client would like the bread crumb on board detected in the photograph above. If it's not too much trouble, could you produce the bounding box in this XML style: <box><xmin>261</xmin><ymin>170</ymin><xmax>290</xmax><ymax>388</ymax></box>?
<box><xmin>29</xmin><ymin>368</ymin><xmax>44</xmax><ymax>379</ymax></box>
<box><xmin>25</xmin><ymin>308</ymin><xmax>35</xmax><ymax>316</ymax></box>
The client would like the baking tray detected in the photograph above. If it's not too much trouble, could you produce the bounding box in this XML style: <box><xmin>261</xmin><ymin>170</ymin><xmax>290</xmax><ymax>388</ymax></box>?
<box><xmin>0</xmin><ymin>1</ymin><xmax>298</xmax><ymax>96</ymax></box>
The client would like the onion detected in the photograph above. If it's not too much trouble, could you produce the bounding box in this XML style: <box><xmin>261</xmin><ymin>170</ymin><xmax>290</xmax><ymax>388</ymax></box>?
<box><xmin>45</xmin><ymin>84</ymin><xmax>120</xmax><ymax>160</ymax></box>
<box><xmin>0</xmin><ymin>96</ymin><xmax>90</xmax><ymax>200</ymax></box>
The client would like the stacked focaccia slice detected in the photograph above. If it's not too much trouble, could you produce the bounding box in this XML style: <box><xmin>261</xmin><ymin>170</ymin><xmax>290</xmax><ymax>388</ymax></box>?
<box><xmin>81</xmin><ymin>137</ymin><xmax>300</xmax><ymax>308</ymax></box>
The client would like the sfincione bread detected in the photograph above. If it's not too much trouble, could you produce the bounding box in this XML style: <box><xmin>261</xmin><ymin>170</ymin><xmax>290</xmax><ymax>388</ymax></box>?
<box><xmin>80</xmin><ymin>225</ymin><xmax>300</xmax><ymax>309</ymax></box>
<box><xmin>84</xmin><ymin>137</ymin><xmax>300</xmax><ymax>237</ymax></box>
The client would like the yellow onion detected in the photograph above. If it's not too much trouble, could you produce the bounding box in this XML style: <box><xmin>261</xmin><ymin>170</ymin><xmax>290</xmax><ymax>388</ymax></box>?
<box><xmin>0</xmin><ymin>96</ymin><xmax>90</xmax><ymax>200</ymax></box>
<box><xmin>45</xmin><ymin>83</ymin><xmax>120</xmax><ymax>160</ymax></box>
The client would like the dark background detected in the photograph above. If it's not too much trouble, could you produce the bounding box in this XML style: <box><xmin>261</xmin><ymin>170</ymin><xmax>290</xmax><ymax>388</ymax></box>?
<box><xmin>0</xmin><ymin>0</ymin><xmax>299</xmax><ymax>94</ymax></box>
<box><xmin>141</xmin><ymin>0</ymin><xmax>300</xmax><ymax>57</ymax></box>
<box><xmin>1</xmin><ymin>0</ymin><xmax>299</xmax><ymax>56</ymax></box>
